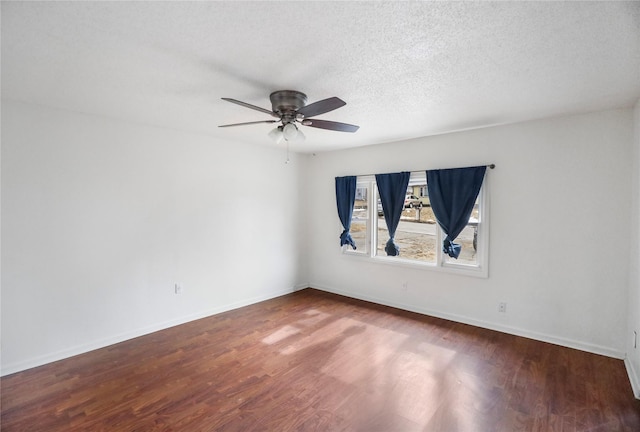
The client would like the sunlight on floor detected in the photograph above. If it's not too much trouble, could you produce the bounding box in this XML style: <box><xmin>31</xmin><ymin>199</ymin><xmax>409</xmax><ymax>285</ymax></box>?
<box><xmin>389</xmin><ymin>348</ymin><xmax>456</xmax><ymax>425</ymax></box>
<box><xmin>297</xmin><ymin>309</ymin><xmax>331</xmax><ymax>327</ymax></box>
<box><xmin>257</xmin><ymin>306</ymin><xmax>481</xmax><ymax>430</ymax></box>
<box><xmin>319</xmin><ymin>319</ymin><xmax>408</xmax><ymax>384</ymax></box>
<box><xmin>260</xmin><ymin>309</ymin><xmax>331</xmax><ymax>346</ymax></box>
<box><xmin>261</xmin><ymin>325</ymin><xmax>301</xmax><ymax>345</ymax></box>
<box><xmin>279</xmin><ymin>317</ymin><xmax>367</xmax><ymax>356</ymax></box>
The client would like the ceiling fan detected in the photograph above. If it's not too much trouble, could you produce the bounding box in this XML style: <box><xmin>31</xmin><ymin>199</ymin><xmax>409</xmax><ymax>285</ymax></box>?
<box><xmin>219</xmin><ymin>90</ymin><xmax>359</xmax><ymax>143</ymax></box>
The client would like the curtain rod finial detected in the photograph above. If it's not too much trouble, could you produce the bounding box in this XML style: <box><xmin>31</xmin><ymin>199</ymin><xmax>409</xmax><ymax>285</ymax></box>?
<box><xmin>489</xmin><ymin>164</ymin><xmax>495</xmax><ymax>169</ymax></box>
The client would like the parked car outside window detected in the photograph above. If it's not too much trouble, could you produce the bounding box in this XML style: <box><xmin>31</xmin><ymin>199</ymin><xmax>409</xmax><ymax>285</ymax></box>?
<box><xmin>404</xmin><ymin>195</ymin><xmax>422</xmax><ymax>208</ymax></box>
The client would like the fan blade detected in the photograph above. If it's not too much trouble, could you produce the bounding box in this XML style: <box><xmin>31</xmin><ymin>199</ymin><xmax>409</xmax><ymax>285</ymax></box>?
<box><xmin>221</xmin><ymin>98</ymin><xmax>277</xmax><ymax>117</ymax></box>
<box><xmin>219</xmin><ymin>120</ymin><xmax>278</xmax><ymax>128</ymax></box>
<box><xmin>301</xmin><ymin>119</ymin><xmax>359</xmax><ymax>133</ymax></box>
<box><xmin>297</xmin><ymin>97</ymin><xmax>346</xmax><ymax>118</ymax></box>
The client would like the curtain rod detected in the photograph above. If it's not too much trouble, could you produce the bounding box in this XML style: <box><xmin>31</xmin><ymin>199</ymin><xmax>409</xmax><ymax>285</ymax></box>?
<box><xmin>345</xmin><ymin>164</ymin><xmax>495</xmax><ymax>179</ymax></box>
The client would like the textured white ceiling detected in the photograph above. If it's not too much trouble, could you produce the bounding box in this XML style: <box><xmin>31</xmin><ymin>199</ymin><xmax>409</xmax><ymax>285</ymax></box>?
<box><xmin>2</xmin><ymin>1</ymin><xmax>639</xmax><ymax>153</ymax></box>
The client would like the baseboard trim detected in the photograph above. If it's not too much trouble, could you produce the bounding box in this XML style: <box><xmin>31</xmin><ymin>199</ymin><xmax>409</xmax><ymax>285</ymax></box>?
<box><xmin>4</xmin><ymin>284</ymin><xmax>627</xmax><ymax>378</ymax></box>
<box><xmin>1</xmin><ymin>287</ymin><xmax>296</xmax><ymax>377</ymax></box>
<box><xmin>625</xmin><ymin>357</ymin><xmax>640</xmax><ymax>400</ymax></box>
<box><xmin>310</xmin><ymin>283</ymin><xmax>626</xmax><ymax>360</ymax></box>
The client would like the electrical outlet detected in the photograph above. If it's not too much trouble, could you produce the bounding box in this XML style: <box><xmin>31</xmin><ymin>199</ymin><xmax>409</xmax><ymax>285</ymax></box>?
<box><xmin>498</xmin><ymin>302</ymin><xmax>507</xmax><ymax>313</ymax></box>
<box><xmin>175</xmin><ymin>283</ymin><xmax>183</xmax><ymax>295</ymax></box>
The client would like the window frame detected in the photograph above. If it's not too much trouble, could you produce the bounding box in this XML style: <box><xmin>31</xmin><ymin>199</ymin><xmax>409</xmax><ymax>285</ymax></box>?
<box><xmin>343</xmin><ymin>172</ymin><xmax>489</xmax><ymax>278</ymax></box>
<box><xmin>345</xmin><ymin>178</ymin><xmax>372</xmax><ymax>256</ymax></box>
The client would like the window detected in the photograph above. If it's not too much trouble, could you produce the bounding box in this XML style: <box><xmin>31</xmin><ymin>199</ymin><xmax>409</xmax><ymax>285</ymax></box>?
<box><xmin>344</xmin><ymin>172</ymin><xmax>488</xmax><ymax>277</ymax></box>
<box><xmin>348</xmin><ymin>180</ymin><xmax>371</xmax><ymax>255</ymax></box>
<box><xmin>376</xmin><ymin>172</ymin><xmax>437</xmax><ymax>262</ymax></box>
<box><xmin>443</xmin><ymin>194</ymin><xmax>481</xmax><ymax>266</ymax></box>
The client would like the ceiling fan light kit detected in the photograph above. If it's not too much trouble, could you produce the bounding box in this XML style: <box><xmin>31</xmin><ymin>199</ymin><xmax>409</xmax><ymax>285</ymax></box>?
<box><xmin>219</xmin><ymin>90</ymin><xmax>359</xmax><ymax>144</ymax></box>
<box><xmin>268</xmin><ymin>126</ymin><xmax>284</xmax><ymax>144</ymax></box>
<box><xmin>282</xmin><ymin>123</ymin><xmax>303</xmax><ymax>142</ymax></box>
<box><xmin>266</xmin><ymin>124</ymin><xmax>305</xmax><ymax>144</ymax></box>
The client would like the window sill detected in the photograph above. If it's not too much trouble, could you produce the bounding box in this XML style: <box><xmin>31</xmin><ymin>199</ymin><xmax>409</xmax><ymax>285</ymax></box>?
<box><xmin>343</xmin><ymin>249</ymin><xmax>488</xmax><ymax>278</ymax></box>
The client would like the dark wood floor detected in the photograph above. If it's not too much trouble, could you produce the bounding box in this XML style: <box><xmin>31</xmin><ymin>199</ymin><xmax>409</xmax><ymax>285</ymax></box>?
<box><xmin>2</xmin><ymin>288</ymin><xmax>639</xmax><ymax>431</ymax></box>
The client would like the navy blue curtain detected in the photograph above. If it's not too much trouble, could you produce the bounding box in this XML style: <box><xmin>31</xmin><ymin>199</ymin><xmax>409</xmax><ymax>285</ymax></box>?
<box><xmin>375</xmin><ymin>172</ymin><xmax>410</xmax><ymax>256</ymax></box>
<box><xmin>335</xmin><ymin>176</ymin><xmax>357</xmax><ymax>249</ymax></box>
<box><xmin>427</xmin><ymin>166</ymin><xmax>486</xmax><ymax>259</ymax></box>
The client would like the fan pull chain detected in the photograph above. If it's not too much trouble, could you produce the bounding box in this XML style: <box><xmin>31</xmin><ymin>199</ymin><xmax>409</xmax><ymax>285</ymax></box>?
<box><xmin>285</xmin><ymin>140</ymin><xmax>290</xmax><ymax>164</ymax></box>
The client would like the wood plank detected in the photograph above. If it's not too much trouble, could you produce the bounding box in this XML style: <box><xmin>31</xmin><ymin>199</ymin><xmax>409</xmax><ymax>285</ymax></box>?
<box><xmin>2</xmin><ymin>288</ymin><xmax>639</xmax><ymax>431</ymax></box>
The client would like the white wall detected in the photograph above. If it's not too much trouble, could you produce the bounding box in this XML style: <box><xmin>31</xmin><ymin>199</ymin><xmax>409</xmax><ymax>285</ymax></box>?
<box><xmin>628</xmin><ymin>99</ymin><xmax>640</xmax><ymax>397</ymax></box>
<box><xmin>0</xmin><ymin>100</ymin><xmax>308</xmax><ymax>375</ymax></box>
<box><xmin>306</xmin><ymin>109</ymin><xmax>633</xmax><ymax>358</ymax></box>
<box><xmin>2</xmin><ymin>101</ymin><xmax>636</xmax><ymax>384</ymax></box>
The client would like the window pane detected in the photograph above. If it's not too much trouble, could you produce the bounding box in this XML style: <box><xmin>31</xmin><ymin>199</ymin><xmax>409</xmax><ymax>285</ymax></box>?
<box><xmin>443</xmin><ymin>201</ymin><xmax>479</xmax><ymax>265</ymax></box>
<box><xmin>350</xmin><ymin>219</ymin><xmax>367</xmax><ymax>249</ymax></box>
<box><xmin>349</xmin><ymin>186</ymin><xmax>368</xmax><ymax>252</ymax></box>
<box><xmin>376</xmin><ymin>182</ymin><xmax>437</xmax><ymax>263</ymax></box>
<box><xmin>343</xmin><ymin>173</ymin><xmax>486</xmax><ymax>275</ymax></box>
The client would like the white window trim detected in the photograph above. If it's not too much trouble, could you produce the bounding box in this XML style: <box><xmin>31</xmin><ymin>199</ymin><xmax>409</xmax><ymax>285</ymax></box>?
<box><xmin>343</xmin><ymin>173</ymin><xmax>489</xmax><ymax>278</ymax></box>
<box><xmin>345</xmin><ymin>177</ymin><xmax>373</xmax><ymax>256</ymax></box>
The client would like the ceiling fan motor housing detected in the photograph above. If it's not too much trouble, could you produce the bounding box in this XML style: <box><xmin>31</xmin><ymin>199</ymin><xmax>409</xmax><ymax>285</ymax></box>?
<box><xmin>270</xmin><ymin>90</ymin><xmax>307</xmax><ymax>123</ymax></box>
